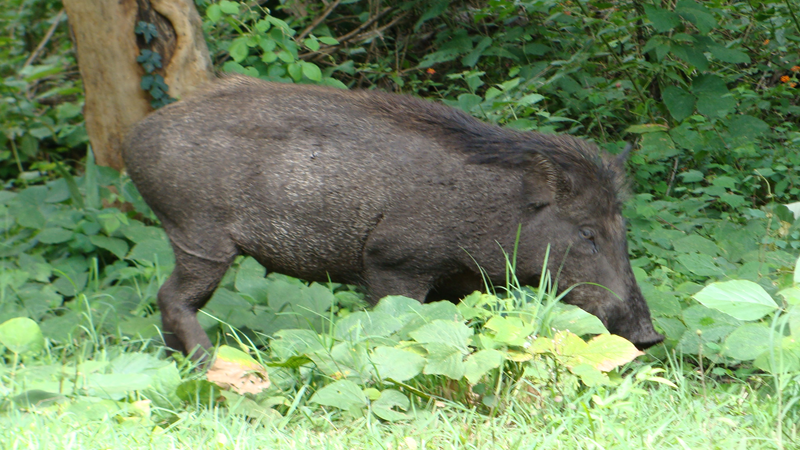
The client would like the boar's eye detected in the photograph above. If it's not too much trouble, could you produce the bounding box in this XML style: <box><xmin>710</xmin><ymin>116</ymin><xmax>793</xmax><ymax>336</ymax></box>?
<box><xmin>579</xmin><ymin>229</ymin><xmax>598</xmax><ymax>253</ymax></box>
<box><xmin>527</xmin><ymin>201</ymin><xmax>549</xmax><ymax>212</ymax></box>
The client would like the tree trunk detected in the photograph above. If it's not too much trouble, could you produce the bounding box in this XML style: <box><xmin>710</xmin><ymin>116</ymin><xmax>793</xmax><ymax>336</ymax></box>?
<box><xmin>63</xmin><ymin>0</ymin><xmax>213</xmax><ymax>170</ymax></box>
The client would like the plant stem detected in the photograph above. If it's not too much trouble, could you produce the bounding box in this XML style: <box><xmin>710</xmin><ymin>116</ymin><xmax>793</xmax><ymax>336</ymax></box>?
<box><xmin>784</xmin><ymin>0</ymin><xmax>800</xmax><ymax>36</ymax></box>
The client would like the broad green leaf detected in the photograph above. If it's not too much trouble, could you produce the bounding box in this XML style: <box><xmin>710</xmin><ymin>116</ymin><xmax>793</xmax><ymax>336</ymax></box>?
<box><xmin>223</xmin><ymin>391</ymin><xmax>282</xmax><ymax>421</ymax></box>
<box><xmin>727</xmin><ymin>115</ymin><xmax>770</xmax><ymax>142</ymax></box>
<box><xmin>720</xmin><ymin>193</ymin><xmax>746</xmax><ymax>208</ymax></box>
<box><xmin>176</xmin><ymin>380</ymin><xmax>223</xmax><ymax>407</ymax></box>
<box><xmin>672</xmin><ymin>44</ymin><xmax>708</xmax><ymax>71</ymax></box>
<box><xmin>464</xmin><ymin>349</ymin><xmax>504</xmax><ymax>384</ymax></box>
<box><xmin>681</xmin><ymin>304</ymin><xmax>741</xmax><ymax>343</ymax></box>
<box><xmin>779</xmin><ymin>287</ymin><xmax>800</xmax><ymax>306</ymax></box>
<box><xmin>569</xmin><ymin>363</ymin><xmax>612</xmax><ymax>387</ymax></box>
<box><xmin>409</xmin><ymin>320</ymin><xmax>472</xmax><ymax>353</ymax></box>
<box><xmin>722</xmin><ymin>323</ymin><xmax>772</xmax><ymax>361</ymax></box>
<box><xmin>517</xmin><ymin>93</ymin><xmax>544</xmax><ymax>106</ymax></box>
<box><xmin>550</xmin><ymin>304</ymin><xmax>608</xmax><ymax>336</ymax></box>
<box><xmin>644</xmin><ymin>5</ymin><xmax>681</xmax><ymax>32</ymax></box>
<box><xmin>462</xmin><ymin>36</ymin><xmax>492</xmax><ymax>67</ymax></box>
<box><xmin>670</xmin><ymin>123</ymin><xmax>701</xmax><ymax>151</ymax></box>
<box><xmin>309</xmin><ymin>380</ymin><xmax>368</xmax><ymax>411</ymax></box>
<box><xmin>12</xmin><ymin>204</ymin><xmax>45</xmax><ymax>229</ymax></box>
<box><xmin>372</xmin><ymin>389</ymin><xmax>410</xmax><ymax>421</ymax></box>
<box><xmin>373</xmin><ymin>296</ymin><xmax>424</xmax><ymax>317</ymax></box>
<box><xmin>228</xmin><ymin>37</ymin><xmax>249</xmax><ymax>63</ymax></box>
<box><xmin>677</xmin><ymin>253</ymin><xmax>725</xmax><ymax>277</ymax></box>
<box><xmin>552</xmin><ymin>331</ymin><xmax>643</xmax><ymax>371</ymax></box>
<box><xmin>85</xmin><ymin>373</ymin><xmax>153</xmax><ymax>400</ymax></box>
<box><xmin>484</xmin><ymin>316</ymin><xmax>534</xmax><ymax>346</ymax></box>
<box><xmin>711</xmin><ymin>176</ymin><xmax>736</xmax><ymax>189</ymax></box>
<box><xmin>691</xmin><ymin>74</ymin><xmax>728</xmax><ymax>95</ymax></box>
<box><xmin>625</xmin><ymin>124</ymin><xmax>668</xmax><ymax>134</ymax></box>
<box><xmin>255</xmin><ymin>19</ymin><xmax>271</xmax><ymax>33</ymax></box>
<box><xmin>219</xmin><ymin>0</ymin><xmax>240</xmax><ymax>15</ymax></box>
<box><xmin>118</xmin><ymin>316</ymin><xmax>161</xmax><ymax>339</ymax></box>
<box><xmin>44</xmin><ymin>178</ymin><xmax>71</xmax><ymax>203</ymax></box>
<box><xmin>788</xmin><ymin>306</ymin><xmax>800</xmax><ymax>336</ymax></box>
<box><xmin>318</xmin><ymin>36</ymin><xmax>339</xmax><ymax>45</ymax></box>
<box><xmin>640</xmin><ymin>132</ymin><xmax>679</xmax><ymax>160</ymax></box>
<box><xmin>206</xmin><ymin>4</ymin><xmax>222</xmax><ymax>22</ymax></box>
<box><xmin>696</xmin><ymin>93</ymin><xmax>736</xmax><ymax>118</ymax></box>
<box><xmin>418</xmin><ymin>301</ymin><xmax>460</xmax><ymax>321</ymax></box>
<box><xmin>676</xmin><ymin>0</ymin><xmax>717</xmax><ymax>33</ymax></box>
<box><xmin>654</xmin><ymin>317</ymin><xmax>687</xmax><ymax>341</ymax></box>
<box><xmin>205</xmin><ymin>288</ymin><xmax>253</xmax><ymax>327</ymax></box>
<box><xmin>693</xmin><ymin>280</ymin><xmax>778</xmax><ymax>321</ymax></box>
<box><xmin>11</xmin><ymin>390</ymin><xmax>66</xmax><ymax>409</ymax></box>
<box><xmin>398</xmin><ymin>302</ymin><xmax>462</xmax><ymax>337</ymax></box>
<box><xmin>795</xmin><ymin>256</ymin><xmax>800</xmax><ymax>285</ymax></box>
<box><xmin>126</xmin><ymin>238</ymin><xmax>174</xmax><ymax>266</ymax></box>
<box><xmin>753</xmin><ymin>337</ymin><xmax>800</xmax><ymax>374</ymax></box>
<box><xmin>662</xmin><ymin>86</ymin><xmax>695</xmax><ymax>122</ymax></box>
<box><xmin>335</xmin><ymin>312</ymin><xmax>403</xmax><ymax>342</ymax></box>
<box><xmin>0</xmin><ymin>317</ymin><xmax>44</xmax><ymax>354</ymax></box>
<box><xmin>109</xmin><ymin>351</ymin><xmax>167</xmax><ymax>374</ymax></box>
<box><xmin>303</xmin><ymin>37</ymin><xmax>320</xmax><ymax>52</ymax></box>
<box><xmin>266</xmin><ymin>355</ymin><xmax>312</xmax><ymax>369</ymax></box>
<box><xmin>673</xmin><ymin>235</ymin><xmax>720</xmax><ymax>256</ymax></box>
<box><xmin>235</xmin><ymin>256</ymin><xmax>269</xmax><ymax>302</ymax></box>
<box><xmin>309</xmin><ymin>342</ymin><xmax>370</xmax><ymax>382</ymax></box>
<box><xmin>457</xmin><ymin>94</ymin><xmax>482</xmax><ymax>113</ymax></box>
<box><xmin>120</xmin><ymin>222</ymin><xmax>165</xmax><ymax>243</ymax></box>
<box><xmin>216</xmin><ymin>345</ymin><xmax>259</xmax><ymax>367</ymax></box>
<box><xmin>90</xmin><ymin>235</ymin><xmax>129</xmax><ymax>259</ymax></box>
<box><xmin>37</xmin><ymin>227</ymin><xmax>73</xmax><ymax>244</ymax></box>
<box><xmin>421</xmin><ymin>343</ymin><xmax>465</xmax><ymax>379</ymax></box>
<box><xmin>370</xmin><ymin>347</ymin><xmax>425</xmax><ymax>382</ymax></box>
<box><xmin>267</xmin><ymin>281</ymin><xmax>334</xmax><ymax>329</ymax></box>
<box><xmin>301</xmin><ymin>62</ymin><xmax>322</xmax><ymax>81</ymax></box>
<box><xmin>270</xmin><ymin>329</ymin><xmax>327</xmax><ymax>360</ymax></box>
<box><xmin>709</xmin><ymin>45</ymin><xmax>750</xmax><ymax>64</ymax></box>
<box><xmin>287</xmin><ymin>63</ymin><xmax>303</xmax><ymax>81</ymax></box>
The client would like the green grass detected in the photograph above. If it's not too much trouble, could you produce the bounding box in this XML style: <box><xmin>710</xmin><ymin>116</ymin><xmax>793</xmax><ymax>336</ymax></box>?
<box><xmin>1</xmin><ymin>332</ymin><xmax>796</xmax><ymax>450</ymax></box>
<box><xmin>1</xmin><ymin>366</ymin><xmax>792</xmax><ymax>449</ymax></box>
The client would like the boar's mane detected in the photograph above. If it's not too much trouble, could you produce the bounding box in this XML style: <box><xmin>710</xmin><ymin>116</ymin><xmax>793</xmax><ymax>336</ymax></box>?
<box><xmin>358</xmin><ymin>89</ymin><xmax>628</xmax><ymax>203</ymax></box>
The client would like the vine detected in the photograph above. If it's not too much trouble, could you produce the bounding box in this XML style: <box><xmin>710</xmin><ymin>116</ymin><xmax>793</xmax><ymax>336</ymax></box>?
<box><xmin>134</xmin><ymin>20</ymin><xmax>176</xmax><ymax>109</ymax></box>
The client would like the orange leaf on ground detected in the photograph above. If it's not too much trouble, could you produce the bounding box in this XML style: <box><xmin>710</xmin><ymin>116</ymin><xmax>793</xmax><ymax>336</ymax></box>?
<box><xmin>206</xmin><ymin>345</ymin><xmax>271</xmax><ymax>395</ymax></box>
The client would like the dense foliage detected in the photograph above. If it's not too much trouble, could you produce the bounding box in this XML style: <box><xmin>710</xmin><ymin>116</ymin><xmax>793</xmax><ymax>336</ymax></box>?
<box><xmin>2</xmin><ymin>0</ymin><xmax>800</xmax><ymax>444</ymax></box>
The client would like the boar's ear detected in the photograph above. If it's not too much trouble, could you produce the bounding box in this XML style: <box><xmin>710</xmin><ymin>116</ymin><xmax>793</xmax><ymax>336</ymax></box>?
<box><xmin>522</xmin><ymin>152</ymin><xmax>571</xmax><ymax>206</ymax></box>
<box><xmin>609</xmin><ymin>142</ymin><xmax>633</xmax><ymax>192</ymax></box>
<box><xmin>613</xmin><ymin>142</ymin><xmax>633</xmax><ymax>169</ymax></box>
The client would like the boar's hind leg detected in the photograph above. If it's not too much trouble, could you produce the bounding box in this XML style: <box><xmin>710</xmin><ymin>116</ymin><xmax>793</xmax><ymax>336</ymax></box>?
<box><xmin>158</xmin><ymin>246</ymin><xmax>235</xmax><ymax>362</ymax></box>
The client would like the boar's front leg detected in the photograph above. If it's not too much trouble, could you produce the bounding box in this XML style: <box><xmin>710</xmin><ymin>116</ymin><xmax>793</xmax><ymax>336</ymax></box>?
<box><xmin>361</xmin><ymin>224</ymin><xmax>436</xmax><ymax>304</ymax></box>
<box><xmin>158</xmin><ymin>246</ymin><xmax>235</xmax><ymax>362</ymax></box>
<box><xmin>362</xmin><ymin>265</ymin><xmax>434</xmax><ymax>304</ymax></box>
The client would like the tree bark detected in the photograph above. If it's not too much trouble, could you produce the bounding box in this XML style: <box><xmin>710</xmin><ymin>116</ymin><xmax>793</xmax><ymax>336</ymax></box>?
<box><xmin>63</xmin><ymin>0</ymin><xmax>213</xmax><ymax>170</ymax></box>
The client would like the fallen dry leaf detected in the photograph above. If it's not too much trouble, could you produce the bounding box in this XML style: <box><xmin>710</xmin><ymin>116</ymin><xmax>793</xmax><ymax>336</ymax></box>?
<box><xmin>206</xmin><ymin>346</ymin><xmax>271</xmax><ymax>395</ymax></box>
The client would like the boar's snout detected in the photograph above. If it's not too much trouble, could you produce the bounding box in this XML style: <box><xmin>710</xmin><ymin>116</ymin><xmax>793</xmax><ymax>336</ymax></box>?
<box><xmin>605</xmin><ymin>301</ymin><xmax>664</xmax><ymax>350</ymax></box>
<box><xmin>628</xmin><ymin>328</ymin><xmax>665</xmax><ymax>350</ymax></box>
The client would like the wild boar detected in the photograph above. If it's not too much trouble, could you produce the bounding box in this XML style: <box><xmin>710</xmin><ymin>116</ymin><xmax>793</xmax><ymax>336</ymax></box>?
<box><xmin>122</xmin><ymin>75</ymin><xmax>664</xmax><ymax>360</ymax></box>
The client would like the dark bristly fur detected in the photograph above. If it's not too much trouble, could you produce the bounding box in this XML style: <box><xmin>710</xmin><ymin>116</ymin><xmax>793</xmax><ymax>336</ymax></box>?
<box><xmin>122</xmin><ymin>74</ymin><xmax>663</xmax><ymax>361</ymax></box>
<box><xmin>359</xmin><ymin>89</ymin><xmax>628</xmax><ymax>205</ymax></box>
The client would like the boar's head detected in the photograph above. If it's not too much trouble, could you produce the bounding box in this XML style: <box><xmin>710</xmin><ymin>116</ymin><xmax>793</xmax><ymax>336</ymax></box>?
<box><xmin>481</xmin><ymin>137</ymin><xmax>664</xmax><ymax>350</ymax></box>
